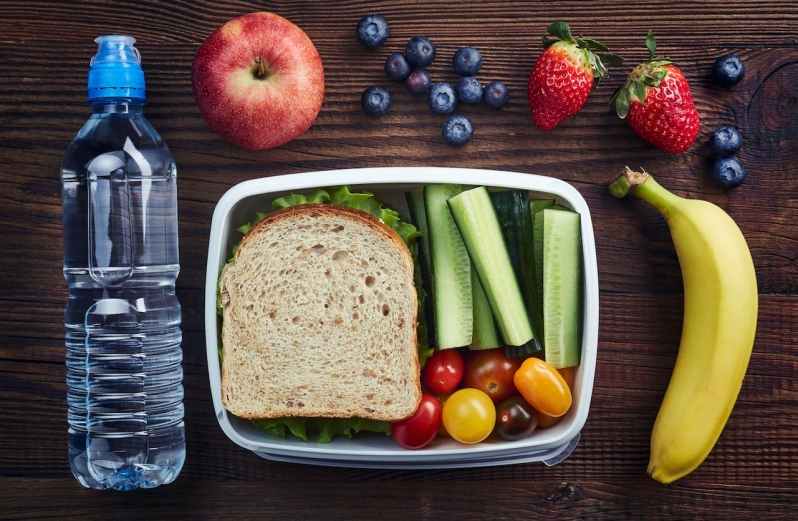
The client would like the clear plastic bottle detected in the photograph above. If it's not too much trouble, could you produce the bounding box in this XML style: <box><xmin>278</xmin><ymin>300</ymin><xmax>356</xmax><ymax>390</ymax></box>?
<box><xmin>61</xmin><ymin>35</ymin><xmax>185</xmax><ymax>490</ymax></box>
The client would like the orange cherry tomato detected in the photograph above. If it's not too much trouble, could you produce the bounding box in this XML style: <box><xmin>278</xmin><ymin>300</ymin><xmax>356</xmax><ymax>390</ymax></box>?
<box><xmin>535</xmin><ymin>411</ymin><xmax>562</xmax><ymax>429</ymax></box>
<box><xmin>513</xmin><ymin>358</ymin><xmax>572</xmax><ymax>417</ymax></box>
<box><xmin>557</xmin><ymin>367</ymin><xmax>575</xmax><ymax>392</ymax></box>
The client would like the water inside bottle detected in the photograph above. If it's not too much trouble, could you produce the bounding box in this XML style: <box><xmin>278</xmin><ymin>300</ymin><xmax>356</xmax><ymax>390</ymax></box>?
<box><xmin>62</xmin><ymin>105</ymin><xmax>185</xmax><ymax>490</ymax></box>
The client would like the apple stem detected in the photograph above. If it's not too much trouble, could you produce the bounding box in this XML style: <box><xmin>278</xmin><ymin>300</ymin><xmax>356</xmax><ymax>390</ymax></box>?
<box><xmin>253</xmin><ymin>56</ymin><xmax>269</xmax><ymax>80</ymax></box>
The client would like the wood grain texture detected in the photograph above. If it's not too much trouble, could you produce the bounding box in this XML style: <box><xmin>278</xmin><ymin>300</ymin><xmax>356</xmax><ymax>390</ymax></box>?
<box><xmin>1</xmin><ymin>0</ymin><xmax>797</xmax><ymax>519</ymax></box>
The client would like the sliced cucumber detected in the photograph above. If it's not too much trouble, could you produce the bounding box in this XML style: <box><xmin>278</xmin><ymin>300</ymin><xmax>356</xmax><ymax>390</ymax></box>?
<box><xmin>490</xmin><ymin>190</ymin><xmax>543</xmax><ymax>357</ymax></box>
<box><xmin>470</xmin><ymin>264</ymin><xmax>502</xmax><ymax>350</ymax></box>
<box><xmin>448</xmin><ymin>186</ymin><xmax>534</xmax><ymax>347</ymax></box>
<box><xmin>406</xmin><ymin>188</ymin><xmax>436</xmax><ymax>349</ymax></box>
<box><xmin>424</xmin><ymin>184</ymin><xmax>473</xmax><ymax>348</ymax></box>
<box><xmin>530</xmin><ymin>199</ymin><xmax>556</xmax><ymax>307</ymax></box>
<box><xmin>539</xmin><ymin>207</ymin><xmax>582</xmax><ymax>368</ymax></box>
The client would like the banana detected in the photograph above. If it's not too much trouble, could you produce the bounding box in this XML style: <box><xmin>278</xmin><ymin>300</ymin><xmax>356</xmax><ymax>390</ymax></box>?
<box><xmin>609</xmin><ymin>167</ymin><xmax>758</xmax><ymax>485</ymax></box>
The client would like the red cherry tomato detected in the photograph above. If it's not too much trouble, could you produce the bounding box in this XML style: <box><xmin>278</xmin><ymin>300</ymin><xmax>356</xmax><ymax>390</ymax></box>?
<box><xmin>390</xmin><ymin>393</ymin><xmax>442</xmax><ymax>449</ymax></box>
<box><xmin>513</xmin><ymin>358</ymin><xmax>572</xmax><ymax>417</ymax></box>
<box><xmin>462</xmin><ymin>348</ymin><xmax>521</xmax><ymax>403</ymax></box>
<box><xmin>421</xmin><ymin>349</ymin><xmax>465</xmax><ymax>394</ymax></box>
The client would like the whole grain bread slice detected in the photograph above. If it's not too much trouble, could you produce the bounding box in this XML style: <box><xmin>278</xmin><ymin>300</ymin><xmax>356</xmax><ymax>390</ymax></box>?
<box><xmin>219</xmin><ymin>203</ymin><xmax>421</xmax><ymax>421</ymax></box>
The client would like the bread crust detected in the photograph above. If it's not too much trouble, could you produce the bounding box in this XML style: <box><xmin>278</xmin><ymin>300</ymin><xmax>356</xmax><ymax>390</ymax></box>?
<box><xmin>238</xmin><ymin>203</ymin><xmax>413</xmax><ymax>266</ymax></box>
<box><xmin>219</xmin><ymin>203</ymin><xmax>421</xmax><ymax>422</ymax></box>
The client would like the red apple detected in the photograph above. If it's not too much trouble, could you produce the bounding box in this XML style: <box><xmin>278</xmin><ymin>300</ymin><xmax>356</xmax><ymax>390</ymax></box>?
<box><xmin>191</xmin><ymin>12</ymin><xmax>325</xmax><ymax>150</ymax></box>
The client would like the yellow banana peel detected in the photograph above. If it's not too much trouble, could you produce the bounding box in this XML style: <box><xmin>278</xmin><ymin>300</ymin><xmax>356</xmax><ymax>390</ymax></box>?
<box><xmin>610</xmin><ymin>167</ymin><xmax>758</xmax><ymax>485</ymax></box>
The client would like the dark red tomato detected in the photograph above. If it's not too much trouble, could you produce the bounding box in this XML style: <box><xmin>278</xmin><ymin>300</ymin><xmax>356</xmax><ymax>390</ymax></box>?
<box><xmin>390</xmin><ymin>393</ymin><xmax>442</xmax><ymax>449</ymax></box>
<box><xmin>462</xmin><ymin>348</ymin><xmax>521</xmax><ymax>403</ymax></box>
<box><xmin>495</xmin><ymin>396</ymin><xmax>538</xmax><ymax>441</ymax></box>
<box><xmin>421</xmin><ymin>349</ymin><xmax>465</xmax><ymax>394</ymax></box>
<box><xmin>435</xmin><ymin>391</ymin><xmax>455</xmax><ymax>437</ymax></box>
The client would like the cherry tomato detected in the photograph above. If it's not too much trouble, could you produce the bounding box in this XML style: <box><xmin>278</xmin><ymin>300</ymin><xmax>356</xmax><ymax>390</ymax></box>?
<box><xmin>435</xmin><ymin>391</ymin><xmax>455</xmax><ymax>437</ymax></box>
<box><xmin>495</xmin><ymin>396</ymin><xmax>538</xmax><ymax>441</ymax></box>
<box><xmin>390</xmin><ymin>393</ymin><xmax>442</xmax><ymax>449</ymax></box>
<box><xmin>421</xmin><ymin>348</ymin><xmax>464</xmax><ymax>394</ymax></box>
<box><xmin>536</xmin><ymin>410</ymin><xmax>562</xmax><ymax>429</ymax></box>
<box><xmin>513</xmin><ymin>358</ymin><xmax>572</xmax><ymax>417</ymax></box>
<box><xmin>462</xmin><ymin>348</ymin><xmax>521</xmax><ymax>403</ymax></box>
<box><xmin>534</xmin><ymin>367</ymin><xmax>575</xmax><ymax>430</ymax></box>
<box><xmin>442</xmin><ymin>388</ymin><xmax>496</xmax><ymax>444</ymax></box>
<box><xmin>557</xmin><ymin>367</ymin><xmax>575</xmax><ymax>392</ymax></box>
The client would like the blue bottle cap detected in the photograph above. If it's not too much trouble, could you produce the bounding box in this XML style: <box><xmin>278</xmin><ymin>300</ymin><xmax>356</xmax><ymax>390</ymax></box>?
<box><xmin>87</xmin><ymin>35</ymin><xmax>146</xmax><ymax>101</ymax></box>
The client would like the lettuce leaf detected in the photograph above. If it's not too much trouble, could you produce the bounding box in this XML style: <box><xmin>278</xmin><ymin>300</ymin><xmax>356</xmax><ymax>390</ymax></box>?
<box><xmin>221</xmin><ymin>186</ymin><xmax>431</xmax><ymax>443</ymax></box>
<box><xmin>251</xmin><ymin>417</ymin><xmax>392</xmax><ymax>443</ymax></box>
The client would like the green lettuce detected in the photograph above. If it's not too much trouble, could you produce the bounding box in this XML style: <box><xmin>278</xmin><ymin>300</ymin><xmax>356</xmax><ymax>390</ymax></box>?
<box><xmin>220</xmin><ymin>186</ymin><xmax>432</xmax><ymax>443</ymax></box>
<box><xmin>251</xmin><ymin>417</ymin><xmax>391</xmax><ymax>444</ymax></box>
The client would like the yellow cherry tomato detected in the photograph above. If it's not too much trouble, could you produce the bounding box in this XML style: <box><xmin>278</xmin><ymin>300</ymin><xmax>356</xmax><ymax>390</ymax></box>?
<box><xmin>513</xmin><ymin>358</ymin><xmax>572</xmax><ymax>417</ymax></box>
<box><xmin>442</xmin><ymin>388</ymin><xmax>496</xmax><ymax>444</ymax></box>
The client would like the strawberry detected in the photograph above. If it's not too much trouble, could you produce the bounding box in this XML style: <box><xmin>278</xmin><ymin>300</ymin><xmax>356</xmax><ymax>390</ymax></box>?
<box><xmin>527</xmin><ymin>22</ymin><xmax>622</xmax><ymax>131</ymax></box>
<box><xmin>609</xmin><ymin>31</ymin><xmax>700</xmax><ymax>153</ymax></box>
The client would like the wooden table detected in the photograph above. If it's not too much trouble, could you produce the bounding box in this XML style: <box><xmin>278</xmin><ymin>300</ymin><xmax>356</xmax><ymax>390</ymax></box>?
<box><xmin>1</xmin><ymin>1</ymin><xmax>796</xmax><ymax>518</ymax></box>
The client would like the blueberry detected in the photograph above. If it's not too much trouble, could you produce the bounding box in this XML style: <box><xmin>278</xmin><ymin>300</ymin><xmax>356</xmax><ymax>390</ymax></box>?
<box><xmin>452</xmin><ymin>47</ymin><xmax>483</xmax><ymax>76</ymax></box>
<box><xmin>405</xmin><ymin>36</ymin><xmax>436</xmax><ymax>69</ymax></box>
<box><xmin>455</xmin><ymin>77</ymin><xmax>483</xmax><ymax>104</ymax></box>
<box><xmin>427</xmin><ymin>82</ymin><xmax>458</xmax><ymax>114</ymax></box>
<box><xmin>442</xmin><ymin>114</ymin><xmax>474</xmax><ymax>147</ymax></box>
<box><xmin>361</xmin><ymin>86</ymin><xmax>392</xmax><ymax>117</ymax></box>
<box><xmin>712</xmin><ymin>157</ymin><xmax>747</xmax><ymax>189</ymax></box>
<box><xmin>483</xmin><ymin>80</ymin><xmax>509</xmax><ymax>109</ymax></box>
<box><xmin>712</xmin><ymin>54</ymin><xmax>745</xmax><ymax>87</ymax></box>
<box><xmin>405</xmin><ymin>69</ymin><xmax>432</xmax><ymax>95</ymax></box>
<box><xmin>356</xmin><ymin>15</ymin><xmax>389</xmax><ymax>49</ymax></box>
<box><xmin>384</xmin><ymin>53</ymin><xmax>411</xmax><ymax>81</ymax></box>
<box><xmin>708</xmin><ymin>126</ymin><xmax>743</xmax><ymax>157</ymax></box>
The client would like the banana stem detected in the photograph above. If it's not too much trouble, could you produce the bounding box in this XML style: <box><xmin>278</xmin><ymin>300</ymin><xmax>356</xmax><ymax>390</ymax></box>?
<box><xmin>609</xmin><ymin>166</ymin><xmax>684</xmax><ymax>218</ymax></box>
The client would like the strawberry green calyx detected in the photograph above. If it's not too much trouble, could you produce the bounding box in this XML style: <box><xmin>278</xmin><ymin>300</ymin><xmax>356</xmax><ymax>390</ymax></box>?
<box><xmin>542</xmin><ymin>21</ymin><xmax>624</xmax><ymax>81</ymax></box>
<box><xmin>609</xmin><ymin>30</ymin><xmax>674</xmax><ymax>119</ymax></box>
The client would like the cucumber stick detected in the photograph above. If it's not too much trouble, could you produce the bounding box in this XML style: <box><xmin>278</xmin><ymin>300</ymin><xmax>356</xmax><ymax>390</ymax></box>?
<box><xmin>448</xmin><ymin>186</ymin><xmax>534</xmax><ymax>347</ymax></box>
<box><xmin>406</xmin><ymin>188</ymin><xmax>433</xmax><ymax>280</ymax></box>
<box><xmin>424</xmin><ymin>184</ymin><xmax>472</xmax><ymax>348</ymax></box>
<box><xmin>405</xmin><ymin>188</ymin><xmax>436</xmax><ymax>349</ymax></box>
<box><xmin>530</xmin><ymin>199</ymin><xmax>556</xmax><ymax>307</ymax></box>
<box><xmin>490</xmin><ymin>190</ymin><xmax>543</xmax><ymax>357</ymax></box>
<box><xmin>539</xmin><ymin>207</ymin><xmax>581</xmax><ymax>368</ymax></box>
<box><xmin>470</xmin><ymin>264</ymin><xmax>502</xmax><ymax>349</ymax></box>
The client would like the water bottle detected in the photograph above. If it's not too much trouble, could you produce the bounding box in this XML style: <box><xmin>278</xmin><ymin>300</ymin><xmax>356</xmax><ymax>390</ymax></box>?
<box><xmin>61</xmin><ymin>35</ymin><xmax>185</xmax><ymax>490</ymax></box>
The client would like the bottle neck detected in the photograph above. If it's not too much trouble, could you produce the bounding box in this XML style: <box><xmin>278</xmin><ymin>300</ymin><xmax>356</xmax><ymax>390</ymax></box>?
<box><xmin>90</xmin><ymin>100</ymin><xmax>145</xmax><ymax>114</ymax></box>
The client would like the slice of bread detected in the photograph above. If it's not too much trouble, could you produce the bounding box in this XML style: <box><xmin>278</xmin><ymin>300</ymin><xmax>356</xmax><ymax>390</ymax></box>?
<box><xmin>219</xmin><ymin>203</ymin><xmax>422</xmax><ymax>422</ymax></box>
